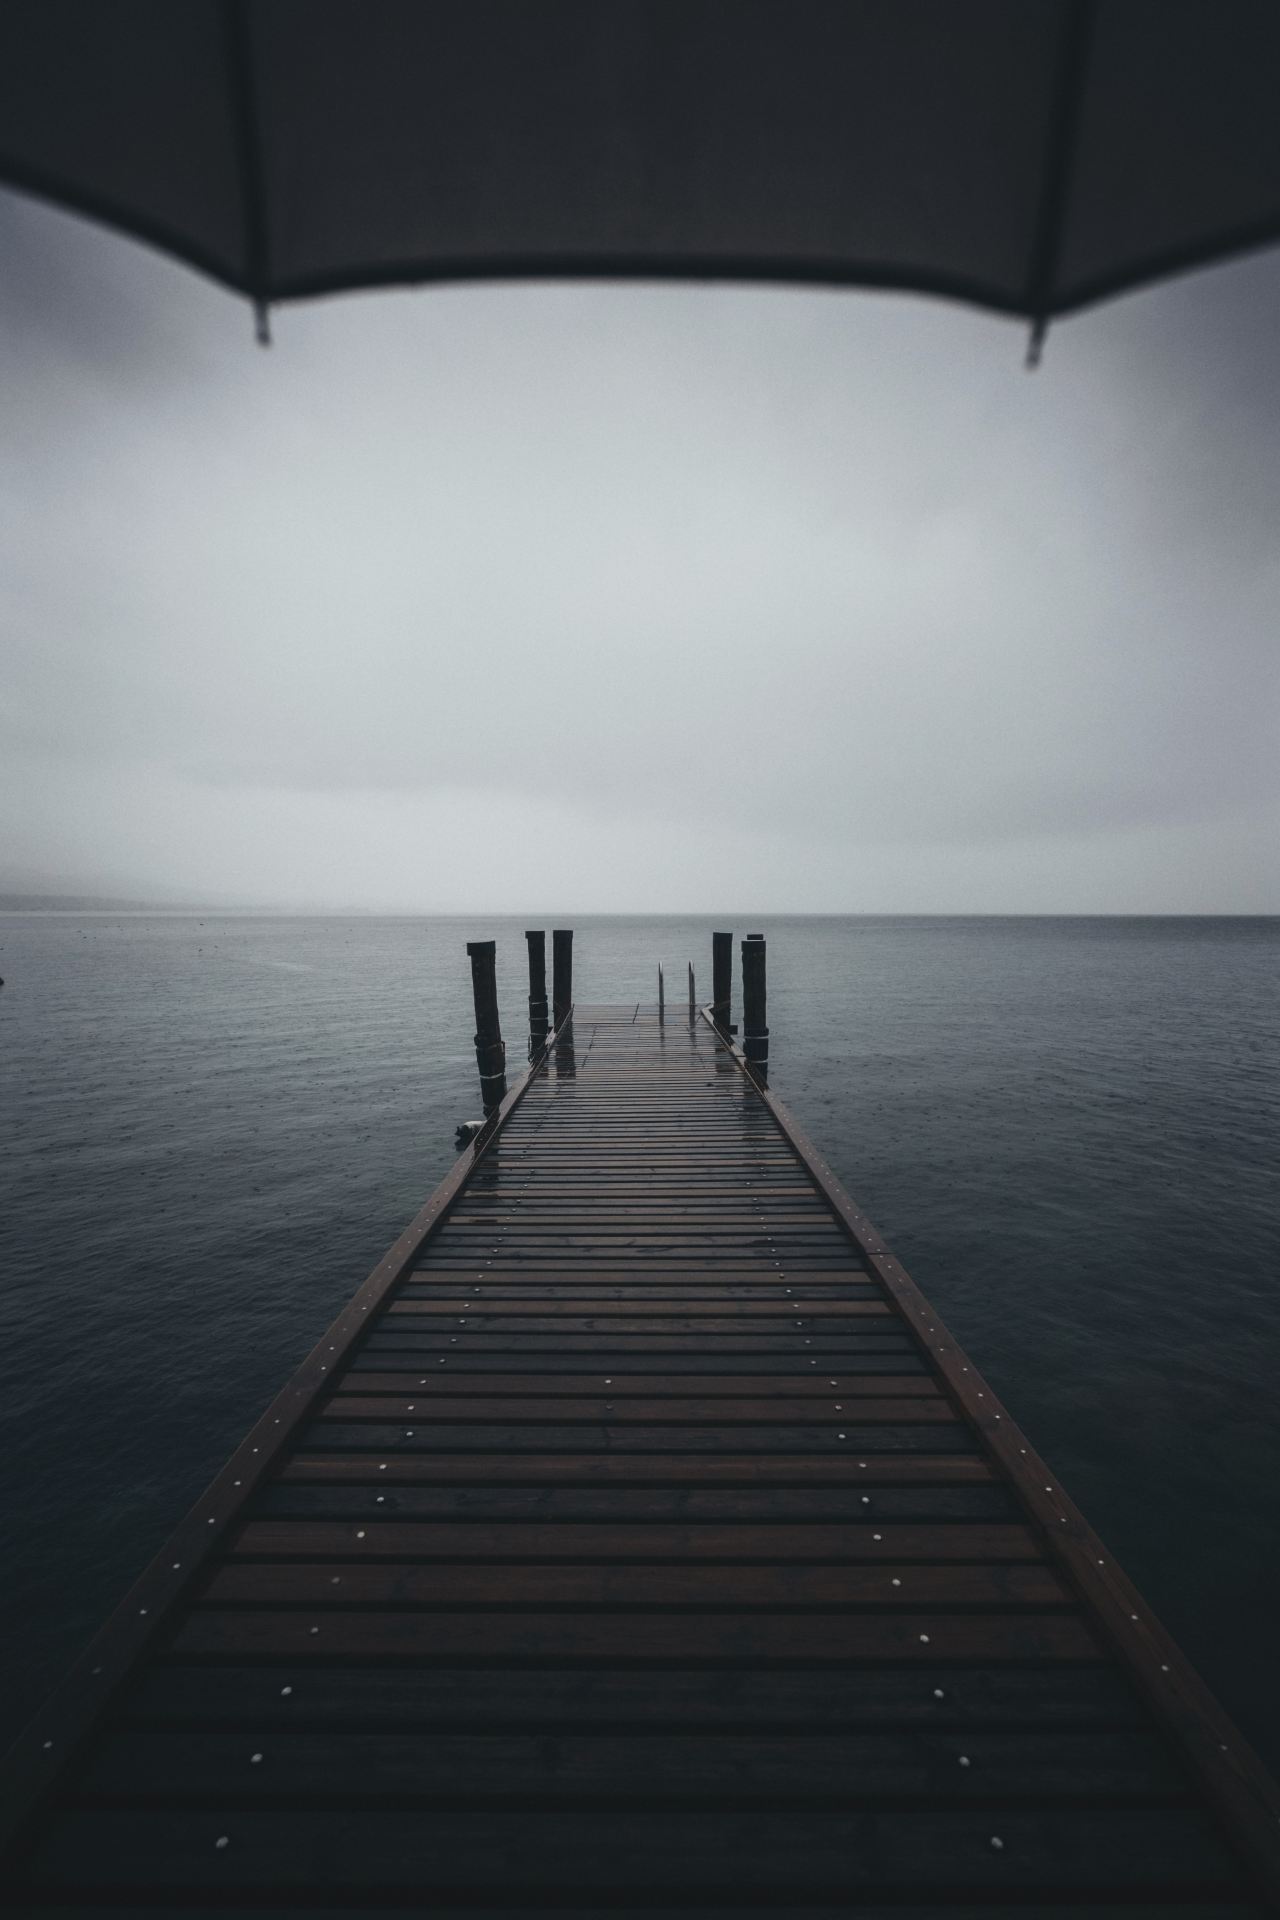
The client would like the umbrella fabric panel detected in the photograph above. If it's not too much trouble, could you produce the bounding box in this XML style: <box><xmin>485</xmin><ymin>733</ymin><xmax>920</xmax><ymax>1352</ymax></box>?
<box><xmin>252</xmin><ymin>0</ymin><xmax>1055</xmax><ymax>303</ymax></box>
<box><xmin>1057</xmin><ymin>0</ymin><xmax>1280</xmax><ymax>306</ymax></box>
<box><xmin>2</xmin><ymin>0</ymin><xmax>1280</xmax><ymax>322</ymax></box>
<box><xmin>0</xmin><ymin>0</ymin><xmax>246</xmax><ymax>284</ymax></box>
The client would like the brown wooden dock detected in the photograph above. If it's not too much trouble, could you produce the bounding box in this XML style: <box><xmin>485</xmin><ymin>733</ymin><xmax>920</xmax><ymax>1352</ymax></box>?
<box><xmin>3</xmin><ymin>983</ymin><xmax>1279</xmax><ymax>1914</ymax></box>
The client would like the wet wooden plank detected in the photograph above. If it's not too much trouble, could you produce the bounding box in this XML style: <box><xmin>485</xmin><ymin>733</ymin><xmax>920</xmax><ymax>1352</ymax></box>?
<box><xmin>443</xmin><ymin>1210</ymin><xmax>843</xmax><ymax>1224</ymax></box>
<box><xmin>277</xmin><ymin>1451</ymin><xmax>991</xmax><ymax>1485</ymax></box>
<box><xmin>228</xmin><ymin>1520</ymin><xmax>1038</xmax><ymax>1561</ymax></box>
<box><xmin>416</xmin><ymin>1261</ymin><xmax>875</xmax><ymax>1275</ymax></box>
<box><xmin>446</xmin><ymin>1178</ymin><xmax>829</xmax><ymax>1186</ymax></box>
<box><xmin>27</xmin><ymin>1806</ymin><xmax>1242</xmax><ymax>1893</ymax></box>
<box><xmin>298</xmin><ymin>1420</ymin><xmax>975</xmax><ymax>1453</ymax></box>
<box><xmin>342</xmin><ymin>1349</ymin><xmax>931</xmax><ymax>1374</ymax></box>
<box><xmin>398</xmin><ymin>1283</ymin><xmax>884</xmax><ymax>1298</ymax></box>
<box><xmin>27</xmin><ymin>1906</ymin><xmax>1265</xmax><ymax>1920</ymax></box>
<box><xmin>418</xmin><ymin>1262</ymin><xmax>873</xmax><ymax>1276</ymax></box>
<box><xmin>451</xmin><ymin>1187</ymin><xmax>827</xmax><ymax>1198</ymax></box>
<box><xmin>383</xmin><ymin>1307</ymin><xmax>897</xmax><ymax>1327</ymax></box>
<box><xmin>320</xmin><ymin>1395</ymin><xmax>957</xmax><ymax>1423</ymax></box>
<box><xmin>82</xmin><ymin>1726</ymin><xmax>1185</xmax><ymax>1801</ymax></box>
<box><xmin>388</xmin><ymin>1300</ymin><xmax>895</xmax><ymax>1318</ymax></box>
<box><xmin>202</xmin><ymin>1560</ymin><xmax>1069</xmax><ymax>1608</ymax></box>
<box><xmin>173</xmin><ymin>1610</ymin><xmax>1100</xmax><ymax>1662</ymax></box>
<box><xmin>359</xmin><ymin>1332</ymin><xmax>919</xmax><ymax>1352</ymax></box>
<box><xmin>250</xmin><ymin>1484</ymin><xmax>1020</xmax><ymax>1522</ymax></box>
<box><xmin>334</xmin><ymin>1371</ymin><xmax>940</xmax><ymax>1396</ymax></box>
<box><xmin>428</xmin><ymin>1236</ymin><xmax>855</xmax><ymax>1248</ymax></box>
<box><xmin>121</xmin><ymin>1662</ymin><xmax>1147</xmax><ymax>1730</ymax></box>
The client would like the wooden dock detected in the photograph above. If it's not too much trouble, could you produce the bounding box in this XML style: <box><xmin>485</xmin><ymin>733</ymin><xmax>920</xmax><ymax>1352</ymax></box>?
<box><xmin>3</xmin><ymin>977</ymin><xmax>1280</xmax><ymax>1914</ymax></box>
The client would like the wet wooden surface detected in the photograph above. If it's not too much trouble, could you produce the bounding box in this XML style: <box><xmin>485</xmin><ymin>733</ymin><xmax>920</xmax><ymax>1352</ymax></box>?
<box><xmin>1</xmin><ymin>1002</ymin><xmax>1276</xmax><ymax>1914</ymax></box>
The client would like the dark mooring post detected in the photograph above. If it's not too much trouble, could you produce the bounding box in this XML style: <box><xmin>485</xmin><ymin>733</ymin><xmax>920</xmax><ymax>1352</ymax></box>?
<box><xmin>552</xmin><ymin>928</ymin><xmax>574</xmax><ymax>1029</ymax></box>
<box><xmin>466</xmin><ymin>940</ymin><xmax>507</xmax><ymax>1115</ymax></box>
<box><xmin>741</xmin><ymin>933</ymin><xmax>768</xmax><ymax>1082</ymax></box>
<box><xmin>688</xmin><ymin>962</ymin><xmax>696</xmax><ymax>1022</ymax></box>
<box><xmin>658</xmin><ymin>965</ymin><xmax>665</xmax><ymax>1025</ymax></box>
<box><xmin>525</xmin><ymin>929</ymin><xmax>549</xmax><ymax>1058</ymax></box>
<box><xmin>712</xmin><ymin>930</ymin><xmax>733</xmax><ymax>1035</ymax></box>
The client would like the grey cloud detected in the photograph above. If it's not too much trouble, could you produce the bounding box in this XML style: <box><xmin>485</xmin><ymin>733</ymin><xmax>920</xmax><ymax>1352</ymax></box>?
<box><xmin>2</xmin><ymin>185</ymin><xmax>1278</xmax><ymax>912</ymax></box>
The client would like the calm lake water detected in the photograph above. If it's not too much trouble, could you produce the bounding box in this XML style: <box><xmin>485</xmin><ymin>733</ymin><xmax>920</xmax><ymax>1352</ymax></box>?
<box><xmin>1</xmin><ymin>913</ymin><xmax>1277</xmax><ymax>1765</ymax></box>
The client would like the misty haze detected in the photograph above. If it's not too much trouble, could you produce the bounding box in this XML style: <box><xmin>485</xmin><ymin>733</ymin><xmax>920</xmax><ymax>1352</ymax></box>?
<box><xmin>3</xmin><ymin>187</ymin><xmax>1277</xmax><ymax>915</ymax></box>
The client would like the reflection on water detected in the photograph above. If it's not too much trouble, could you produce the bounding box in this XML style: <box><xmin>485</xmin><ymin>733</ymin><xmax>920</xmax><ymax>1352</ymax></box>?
<box><xmin>553</xmin><ymin>1019</ymin><xmax>578</xmax><ymax>1078</ymax></box>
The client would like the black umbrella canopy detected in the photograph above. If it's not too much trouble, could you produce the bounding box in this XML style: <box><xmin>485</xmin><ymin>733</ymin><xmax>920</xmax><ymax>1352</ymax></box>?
<box><xmin>2</xmin><ymin>0</ymin><xmax>1280</xmax><ymax>352</ymax></box>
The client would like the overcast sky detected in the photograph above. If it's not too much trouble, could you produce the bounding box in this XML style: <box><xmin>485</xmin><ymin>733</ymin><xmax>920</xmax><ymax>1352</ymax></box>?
<box><xmin>2</xmin><ymin>185</ymin><xmax>1277</xmax><ymax>913</ymax></box>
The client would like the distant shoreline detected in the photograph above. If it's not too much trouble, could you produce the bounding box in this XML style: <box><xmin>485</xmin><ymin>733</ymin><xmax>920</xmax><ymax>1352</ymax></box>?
<box><xmin>1</xmin><ymin>902</ymin><xmax>1276</xmax><ymax>922</ymax></box>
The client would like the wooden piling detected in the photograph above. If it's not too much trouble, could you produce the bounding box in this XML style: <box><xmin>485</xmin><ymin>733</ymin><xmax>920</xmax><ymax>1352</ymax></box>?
<box><xmin>658</xmin><ymin>965</ymin><xmax>665</xmax><ymax>1025</ymax></box>
<box><xmin>688</xmin><ymin>961</ymin><xmax>695</xmax><ymax>1022</ymax></box>
<box><xmin>552</xmin><ymin>928</ymin><xmax>574</xmax><ymax>1029</ymax></box>
<box><xmin>741</xmin><ymin>932</ymin><xmax>768</xmax><ymax>1081</ymax></box>
<box><xmin>525</xmin><ymin>930</ymin><xmax>549</xmax><ymax>1058</ymax></box>
<box><xmin>711</xmin><ymin>930</ymin><xmax>733</xmax><ymax>1035</ymax></box>
<box><xmin>465</xmin><ymin>939</ymin><xmax>507</xmax><ymax>1114</ymax></box>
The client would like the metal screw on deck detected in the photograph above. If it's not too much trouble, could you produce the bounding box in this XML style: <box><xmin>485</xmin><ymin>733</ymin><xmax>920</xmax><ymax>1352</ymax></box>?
<box><xmin>712</xmin><ymin>930</ymin><xmax>734</xmax><ymax>1036</ymax></box>
<box><xmin>552</xmin><ymin>928</ymin><xmax>574</xmax><ymax>1030</ymax></box>
<box><xmin>465</xmin><ymin>940</ymin><xmax>507</xmax><ymax>1115</ymax></box>
<box><xmin>526</xmin><ymin>929</ymin><xmax>549</xmax><ymax>1059</ymax></box>
<box><xmin>741</xmin><ymin>933</ymin><xmax>768</xmax><ymax>1083</ymax></box>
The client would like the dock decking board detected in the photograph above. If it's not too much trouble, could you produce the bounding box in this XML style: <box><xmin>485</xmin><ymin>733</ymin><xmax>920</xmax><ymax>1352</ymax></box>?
<box><xmin>2</xmin><ymin>1003</ymin><xmax>1278</xmax><ymax>1914</ymax></box>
